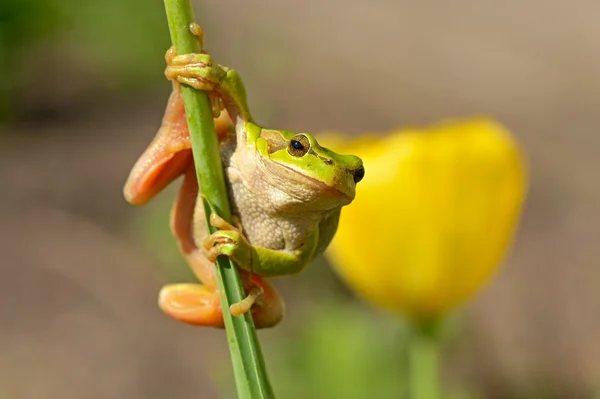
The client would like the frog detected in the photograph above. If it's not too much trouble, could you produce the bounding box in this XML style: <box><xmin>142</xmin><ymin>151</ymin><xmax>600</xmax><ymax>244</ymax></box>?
<box><xmin>123</xmin><ymin>24</ymin><xmax>364</xmax><ymax>328</ymax></box>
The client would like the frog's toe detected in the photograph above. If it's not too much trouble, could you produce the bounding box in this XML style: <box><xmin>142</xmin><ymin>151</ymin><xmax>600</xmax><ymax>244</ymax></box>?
<box><xmin>209</xmin><ymin>212</ymin><xmax>239</xmax><ymax>231</ymax></box>
<box><xmin>158</xmin><ymin>283</ymin><xmax>224</xmax><ymax>327</ymax></box>
<box><xmin>229</xmin><ymin>284</ymin><xmax>263</xmax><ymax>316</ymax></box>
<box><xmin>203</xmin><ymin>241</ymin><xmax>238</xmax><ymax>263</ymax></box>
<box><xmin>167</xmin><ymin>52</ymin><xmax>213</xmax><ymax>67</ymax></box>
<box><xmin>166</xmin><ymin>74</ymin><xmax>217</xmax><ymax>92</ymax></box>
<box><xmin>165</xmin><ymin>46</ymin><xmax>177</xmax><ymax>63</ymax></box>
<box><xmin>189</xmin><ymin>22</ymin><xmax>204</xmax><ymax>49</ymax></box>
<box><xmin>201</xmin><ymin>229</ymin><xmax>252</xmax><ymax>270</ymax></box>
<box><xmin>203</xmin><ymin>228</ymin><xmax>239</xmax><ymax>247</ymax></box>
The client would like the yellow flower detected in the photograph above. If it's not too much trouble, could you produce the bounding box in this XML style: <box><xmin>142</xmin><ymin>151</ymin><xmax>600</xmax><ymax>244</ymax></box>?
<box><xmin>323</xmin><ymin>118</ymin><xmax>527</xmax><ymax>322</ymax></box>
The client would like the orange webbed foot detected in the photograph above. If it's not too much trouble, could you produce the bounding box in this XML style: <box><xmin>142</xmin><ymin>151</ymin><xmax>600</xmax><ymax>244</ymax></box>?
<box><xmin>158</xmin><ymin>283</ymin><xmax>224</xmax><ymax>327</ymax></box>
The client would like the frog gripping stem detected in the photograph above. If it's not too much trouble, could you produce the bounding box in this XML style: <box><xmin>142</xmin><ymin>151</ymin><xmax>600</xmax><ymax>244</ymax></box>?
<box><xmin>162</xmin><ymin>2</ymin><xmax>275</xmax><ymax>397</ymax></box>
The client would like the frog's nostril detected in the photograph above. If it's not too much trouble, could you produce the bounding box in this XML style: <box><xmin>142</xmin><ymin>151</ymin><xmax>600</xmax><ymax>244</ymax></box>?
<box><xmin>353</xmin><ymin>165</ymin><xmax>365</xmax><ymax>183</ymax></box>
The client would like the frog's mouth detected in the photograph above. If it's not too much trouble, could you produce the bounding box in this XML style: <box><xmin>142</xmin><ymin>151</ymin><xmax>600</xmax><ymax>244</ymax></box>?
<box><xmin>276</xmin><ymin>162</ymin><xmax>355</xmax><ymax>204</ymax></box>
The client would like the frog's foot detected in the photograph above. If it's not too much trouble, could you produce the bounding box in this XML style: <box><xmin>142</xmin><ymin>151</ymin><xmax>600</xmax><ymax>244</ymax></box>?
<box><xmin>164</xmin><ymin>49</ymin><xmax>226</xmax><ymax>118</ymax></box>
<box><xmin>247</xmin><ymin>276</ymin><xmax>285</xmax><ymax>328</ymax></box>
<box><xmin>201</xmin><ymin>213</ymin><xmax>252</xmax><ymax>268</ymax></box>
<box><xmin>158</xmin><ymin>281</ymin><xmax>282</xmax><ymax>328</ymax></box>
<box><xmin>210</xmin><ymin>212</ymin><xmax>243</xmax><ymax>234</ymax></box>
<box><xmin>165</xmin><ymin>52</ymin><xmax>224</xmax><ymax>91</ymax></box>
<box><xmin>228</xmin><ymin>275</ymin><xmax>284</xmax><ymax>327</ymax></box>
<box><xmin>158</xmin><ymin>283</ymin><xmax>224</xmax><ymax>327</ymax></box>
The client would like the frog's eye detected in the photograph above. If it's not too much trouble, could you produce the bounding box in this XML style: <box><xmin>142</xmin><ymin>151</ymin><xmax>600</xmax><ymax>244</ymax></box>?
<box><xmin>288</xmin><ymin>135</ymin><xmax>310</xmax><ymax>157</ymax></box>
<box><xmin>353</xmin><ymin>165</ymin><xmax>365</xmax><ymax>183</ymax></box>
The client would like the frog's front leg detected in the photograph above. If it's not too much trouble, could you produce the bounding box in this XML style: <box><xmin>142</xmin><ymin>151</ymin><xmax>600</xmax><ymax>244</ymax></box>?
<box><xmin>203</xmin><ymin>213</ymin><xmax>319</xmax><ymax>278</ymax></box>
<box><xmin>164</xmin><ymin>27</ymin><xmax>253</xmax><ymax>124</ymax></box>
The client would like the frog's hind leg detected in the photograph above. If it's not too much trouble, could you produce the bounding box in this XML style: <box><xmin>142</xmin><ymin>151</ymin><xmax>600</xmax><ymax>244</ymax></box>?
<box><xmin>158</xmin><ymin>165</ymin><xmax>224</xmax><ymax>327</ymax></box>
<box><xmin>123</xmin><ymin>86</ymin><xmax>192</xmax><ymax>206</ymax></box>
<box><xmin>123</xmin><ymin>81</ymin><xmax>233</xmax><ymax>207</ymax></box>
<box><xmin>170</xmin><ymin>166</ymin><xmax>217</xmax><ymax>288</ymax></box>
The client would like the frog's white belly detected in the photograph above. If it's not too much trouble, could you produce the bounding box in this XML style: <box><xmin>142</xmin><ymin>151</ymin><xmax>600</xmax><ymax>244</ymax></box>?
<box><xmin>226</xmin><ymin>166</ymin><xmax>319</xmax><ymax>251</ymax></box>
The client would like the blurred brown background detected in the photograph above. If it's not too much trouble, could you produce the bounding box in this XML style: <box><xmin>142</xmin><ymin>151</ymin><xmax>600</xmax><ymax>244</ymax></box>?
<box><xmin>1</xmin><ymin>1</ymin><xmax>598</xmax><ymax>398</ymax></box>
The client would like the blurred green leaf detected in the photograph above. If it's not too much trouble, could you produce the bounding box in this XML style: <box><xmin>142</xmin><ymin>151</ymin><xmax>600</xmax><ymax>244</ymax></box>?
<box><xmin>0</xmin><ymin>0</ymin><xmax>173</xmax><ymax>120</ymax></box>
<box><xmin>265</xmin><ymin>301</ymin><xmax>407</xmax><ymax>399</ymax></box>
<box><xmin>56</xmin><ymin>0</ymin><xmax>170</xmax><ymax>88</ymax></box>
<box><xmin>0</xmin><ymin>0</ymin><xmax>60</xmax><ymax>118</ymax></box>
<box><xmin>0</xmin><ymin>0</ymin><xmax>58</xmax><ymax>52</ymax></box>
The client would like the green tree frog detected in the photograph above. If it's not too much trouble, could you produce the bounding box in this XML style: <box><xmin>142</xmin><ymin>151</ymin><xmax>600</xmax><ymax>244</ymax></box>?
<box><xmin>123</xmin><ymin>24</ymin><xmax>364</xmax><ymax>328</ymax></box>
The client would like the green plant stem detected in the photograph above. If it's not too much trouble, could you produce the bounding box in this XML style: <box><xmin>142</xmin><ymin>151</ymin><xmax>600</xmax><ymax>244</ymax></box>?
<box><xmin>408</xmin><ymin>322</ymin><xmax>440</xmax><ymax>399</ymax></box>
<box><xmin>162</xmin><ymin>1</ymin><xmax>274</xmax><ymax>398</ymax></box>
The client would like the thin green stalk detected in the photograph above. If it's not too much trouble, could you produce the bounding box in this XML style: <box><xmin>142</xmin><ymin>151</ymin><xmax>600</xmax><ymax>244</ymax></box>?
<box><xmin>162</xmin><ymin>1</ymin><xmax>274</xmax><ymax>398</ymax></box>
<box><xmin>408</xmin><ymin>322</ymin><xmax>440</xmax><ymax>399</ymax></box>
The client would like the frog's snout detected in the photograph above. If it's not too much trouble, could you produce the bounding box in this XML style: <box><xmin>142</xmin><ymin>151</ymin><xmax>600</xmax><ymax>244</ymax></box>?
<box><xmin>352</xmin><ymin>164</ymin><xmax>365</xmax><ymax>184</ymax></box>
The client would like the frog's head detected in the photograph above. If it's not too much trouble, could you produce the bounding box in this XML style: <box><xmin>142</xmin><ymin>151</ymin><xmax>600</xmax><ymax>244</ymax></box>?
<box><xmin>251</xmin><ymin>127</ymin><xmax>364</xmax><ymax>210</ymax></box>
